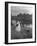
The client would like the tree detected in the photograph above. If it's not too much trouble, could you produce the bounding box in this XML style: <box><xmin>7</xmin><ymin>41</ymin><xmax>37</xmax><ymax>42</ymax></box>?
<box><xmin>11</xmin><ymin>13</ymin><xmax>32</xmax><ymax>25</ymax></box>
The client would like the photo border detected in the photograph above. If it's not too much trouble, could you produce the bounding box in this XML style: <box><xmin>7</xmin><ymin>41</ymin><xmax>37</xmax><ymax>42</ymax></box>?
<box><xmin>5</xmin><ymin>2</ymin><xmax>36</xmax><ymax>44</ymax></box>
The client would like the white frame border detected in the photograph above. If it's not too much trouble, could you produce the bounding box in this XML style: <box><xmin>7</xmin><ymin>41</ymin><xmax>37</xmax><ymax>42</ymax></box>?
<box><xmin>8</xmin><ymin>3</ymin><xmax>35</xmax><ymax>43</ymax></box>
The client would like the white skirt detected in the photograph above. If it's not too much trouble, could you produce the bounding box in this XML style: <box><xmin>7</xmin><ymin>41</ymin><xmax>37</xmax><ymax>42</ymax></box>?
<box><xmin>15</xmin><ymin>24</ymin><xmax>21</xmax><ymax>32</ymax></box>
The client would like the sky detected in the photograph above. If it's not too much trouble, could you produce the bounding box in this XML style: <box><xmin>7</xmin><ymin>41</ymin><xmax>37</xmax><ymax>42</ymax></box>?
<box><xmin>11</xmin><ymin>6</ymin><xmax>33</xmax><ymax>16</ymax></box>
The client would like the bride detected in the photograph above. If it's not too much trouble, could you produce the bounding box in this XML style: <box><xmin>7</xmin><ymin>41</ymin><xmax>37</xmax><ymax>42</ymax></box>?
<box><xmin>15</xmin><ymin>21</ymin><xmax>21</xmax><ymax>32</ymax></box>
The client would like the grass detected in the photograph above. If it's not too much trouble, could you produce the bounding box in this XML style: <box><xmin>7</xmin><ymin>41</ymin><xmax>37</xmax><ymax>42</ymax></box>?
<box><xmin>11</xmin><ymin>24</ymin><xmax>32</xmax><ymax>39</ymax></box>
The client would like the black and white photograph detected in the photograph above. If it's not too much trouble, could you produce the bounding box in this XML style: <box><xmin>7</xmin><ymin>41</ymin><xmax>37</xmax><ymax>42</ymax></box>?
<box><xmin>11</xmin><ymin>5</ymin><xmax>32</xmax><ymax>39</ymax></box>
<box><xmin>5</xmin><ymin>2</ymin><xmax>36</xmax><ymax>44</ymax></box>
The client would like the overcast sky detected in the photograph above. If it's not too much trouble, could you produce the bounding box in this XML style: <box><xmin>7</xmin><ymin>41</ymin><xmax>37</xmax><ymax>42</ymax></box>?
<box><xmin>11</xmin><ymin>6</ymin><xmax>33</xmax><ymax>16</ymax></box>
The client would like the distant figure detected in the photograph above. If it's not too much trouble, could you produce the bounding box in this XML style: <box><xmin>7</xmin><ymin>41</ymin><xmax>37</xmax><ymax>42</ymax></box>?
<box><xmin>12</xmin><ymin>20</ymin><xmax>16</xmax><ymax>26</ymax></box>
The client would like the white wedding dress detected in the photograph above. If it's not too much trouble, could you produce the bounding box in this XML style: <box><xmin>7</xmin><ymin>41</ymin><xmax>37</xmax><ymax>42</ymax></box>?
<box><xmin>15</xmin><ymin>21</ymin><xmax>21</xmax><ymax>32</ymax></box>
